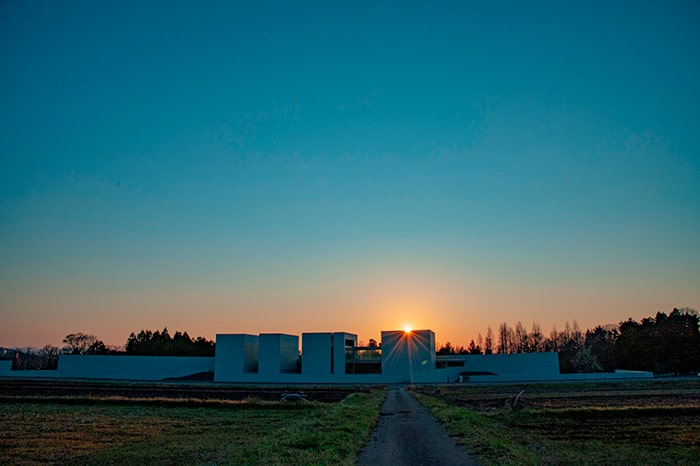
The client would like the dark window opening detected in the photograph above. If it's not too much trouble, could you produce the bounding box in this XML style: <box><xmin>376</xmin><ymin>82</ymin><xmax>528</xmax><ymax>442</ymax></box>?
<box><xmin>436</xmin><ymin>360</ymin><xmax>465</xmax><ymax>369</ymax></box>
<box><xmin>345</xmin><ymin>361</ymin><xmax>382</xmax><ymax>374</ymax></box>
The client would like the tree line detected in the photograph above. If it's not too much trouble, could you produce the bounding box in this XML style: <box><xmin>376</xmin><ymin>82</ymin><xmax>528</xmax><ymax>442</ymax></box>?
<box><xmin>5</xmin><ymin>328</ymin><xmax>215</xmax><ymax>370</ymax></box>
<box><xmin>437</xmin><ymin>308</ymin><xmax>700</xmax><ymax>374</ymax></box>
<box><xmin>6</xmin><ymin>309</ymin><xmax>699</xmax><ymax>374</ymax></box>
<box><xmin>125</xmin><ymin>328</ymin><xmax>215</xmax><ymax>356</ymax></box>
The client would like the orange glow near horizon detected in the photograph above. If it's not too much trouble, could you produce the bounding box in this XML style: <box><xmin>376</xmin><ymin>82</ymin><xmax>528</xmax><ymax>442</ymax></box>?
<box><xmin>404</xmin><ymin>327</ymin><xmax>412</xmax><ymax>334</ymax></box>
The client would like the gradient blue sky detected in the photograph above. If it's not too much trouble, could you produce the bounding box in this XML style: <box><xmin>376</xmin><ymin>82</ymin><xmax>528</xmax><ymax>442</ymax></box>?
<box><xmin>1</xmin><ymin>1</ymin><xmax>699</xmax><ymax>349</ymax></box>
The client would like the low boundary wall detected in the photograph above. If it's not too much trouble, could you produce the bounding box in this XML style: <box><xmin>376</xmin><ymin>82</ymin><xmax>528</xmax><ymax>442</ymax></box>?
<box><xmin>0</xmin><ymin>356</ymin><xmax>214</xmax><ymax>381</ymax></box>
<box><xmin>59</xmin><ymin>355</ymin><xmax>215</xmax><ymax>380</ymax></box>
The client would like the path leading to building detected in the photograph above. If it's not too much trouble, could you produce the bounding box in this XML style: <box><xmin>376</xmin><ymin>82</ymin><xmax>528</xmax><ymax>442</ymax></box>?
<box><xmin>356</xmin><ymin>388</ymin><xmax>480</xmax><ymax>466</ymax></box>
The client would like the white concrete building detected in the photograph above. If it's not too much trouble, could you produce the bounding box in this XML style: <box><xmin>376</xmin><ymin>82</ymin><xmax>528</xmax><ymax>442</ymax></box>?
<box><xmin>213</xmin><ymin>329</ymin><xmax>564</xmax><ymax>383</ymax></box>
<box><xmin>0</xmin><ymin>329</ymin><xmax>654</xmax><ymax>383</ymax></box>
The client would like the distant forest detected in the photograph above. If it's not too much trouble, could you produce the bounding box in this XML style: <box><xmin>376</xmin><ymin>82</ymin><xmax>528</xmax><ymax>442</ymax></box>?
<box><xmin>437</xmin><ymin>308</ymin><xmax>700</xmax><ymax>375</ymax></box>
<box><xmin>4</xmin><ymin>328</ymin><xmax>215</xmax><ymax>370</ymax></box>
<box><xmin>4</xmin><ymin>308</ymin><xmax>699</xmax><ymax>375</ymax></box>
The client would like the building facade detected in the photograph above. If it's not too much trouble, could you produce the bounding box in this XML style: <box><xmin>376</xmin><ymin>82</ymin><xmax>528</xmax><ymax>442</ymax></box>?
<box><xmin>212</xmin><ymin>329</ymin><xmax>561</xmax><ymax>384</ymax></box>
<box><xmin>0</xmin><ymin>329</ymin><xmax>653</xmax><ymax>383</ymax></box>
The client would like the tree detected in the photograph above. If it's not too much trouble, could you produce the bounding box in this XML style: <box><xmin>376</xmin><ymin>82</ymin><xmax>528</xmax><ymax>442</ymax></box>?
<box><xmin>544</xmin><ymin>325</ymin><xmax>560</xmax><ymax>352</ymax></box>
<box><xmin>126</xmin><ymin>330</ymin><xmax>154</xmax><ymax>354</ymax></box>
<box><xmin>467</xmin><ymin>339</ymin><xmax>482</xmax><ymax>355</ymax></box>
<box><xmin>62</xmin><ymin>333</ymin><xmax>103</xmax><ymax>355</ymax></box>
<box><xmin>484</xmin><ymin>326</ymin><xmax>494</xmax><ymax>354</ymax></box>
<box><xmin>571</xmin><ymin>321</ymin><xmax>584</xmax><ymax>347</ymax></box>
<box><xmin>529</xmin><ymin>322</ymin><xmax>544</xmax><ymax>352</ymax></box>
<box><xmin>659</xmin><ymin>308</ymin><xmax>700</xmax><ymax>374</ymax></box>
<box><xmin>615</xmin><ymin>317</ymin><xmax>645</xmax><ymax>370</ymax></box>
<box><xmin>473</xmin><ymin>310</ymin><xmax>698</xmax><ymax>374</ymax></box>
<box><xmin>571</xmin><ymin>346</ymin><xmax>603</xmax><ymax>373</ymax></box>
<box><xmin>585</xmin><ymin>325</ymin><xmax>618</xmax><ymax>372</ymax></box>
<box><xmin>437</xmin><ymin>341</ymin><xmax>468</xmax><ymax>355</ymax></box>
<box><xmin>514</xmin><ymin>321</ymin><xmax>528</xmax><ymax>353</ymax></box>
<box><xmin>86</xmin><ymin>340</ymin><xmax>108</xmax><ymax>355</ymax></box>
<box><xmin>497</xmin><ymin>323</ymin><xmax>514</xmax><ymax>354</ymax></box>
<box><xmin>557</xmin><ymin>321</ymin><xmax>584</xmax><ymax>373</ymax></box>
<box><xmin>437</xmin><ymin>341</ymin><xmax>455</xmax><ymax>355</ymax></box>
<box><xmin>37</xmin><ymin>345</ymin><xmax>59</xmax><ymax>369</ymax></box>
<box><xmin>12</xmin><ymin>348</ymin><xmax>40</xmax><ymax>370</ymax></box>
<box><xmin>615</xmin><ymin>309</ymin><xmax>700</xmax><ymax>374</ymax></box>
<box><xmin>124</xmin><ymin>328</ymin><xmax>215</xmax><ymax>356</ymax></box>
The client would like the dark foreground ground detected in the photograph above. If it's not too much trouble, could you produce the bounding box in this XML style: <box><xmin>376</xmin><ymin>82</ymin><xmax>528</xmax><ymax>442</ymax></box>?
<box><xmin>3</xmin><ymin>377</ymin><xmax>698</xmax><ymax>465</ymax></box>
<box><xmin>412</xmin><ymin>377</ymin><xmax>700</xmax><ymax>410</ymax></box>
<box><xmin>0</xmin><ymin>378</ymin><xmax>368</xmax><ymax>403</ymax></box>
<box><xmin>411</xmin><ymin>379</ymin><xmax>700</xmax><ymax>465</ymax></box>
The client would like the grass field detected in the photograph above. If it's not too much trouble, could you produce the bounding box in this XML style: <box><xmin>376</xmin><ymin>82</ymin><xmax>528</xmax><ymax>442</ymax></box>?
<box><xmin>4</xmin><ymin>379</ymin><xmax>698</xmax><ymax>465</ymax></box>
<box><xmin>0</xmin><ymin>390</ymin><xmax>385</xmax><ymax>465</ymax></box>
<box><xmin>413</xmin><ymin>379</ymin><xmax>700</xmax><ymax>465</ymax></box>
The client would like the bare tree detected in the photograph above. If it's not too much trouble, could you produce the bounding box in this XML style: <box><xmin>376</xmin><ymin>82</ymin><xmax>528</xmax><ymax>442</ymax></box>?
<box><xmin>468</xmin><ymin>339</ymin><xmax>482</xmax><ymax>355</ymax></box>
<box><xmin>514</xmin><ymin>321</ymin><xmax>528</xmax><ymax>353</ymax></box>
<box><xmin>545</xmin><ymin>325</ymin><xmax>559</xmax><ymax>351</ymax></box>
<box><xmin>484</xmin><ymin>326</ymin><xmax>494</xmax><ymax>354</ymax></box>
<box><xmin>498</xmin><ymin>322</ymin><xmax>514</xmax><ymax>354</ymax></box>
<box><xmin>571</xmin><ymin>321</ymin><xmax>584</xmax><ymax>347</ymax></box>
<box><xmin>37</xmin><ymin>345</ymin><xmax>59</xmax><ymax>369</ymax></box>
<box><xmin>530</xmin><ymin>321</ymin><xmax>544</xmax><ymax>352</ymax></box>
<box><xmin>62</xmin><ymin>333</ymin><xmax>100</xmax><ymax>355</ymax></box>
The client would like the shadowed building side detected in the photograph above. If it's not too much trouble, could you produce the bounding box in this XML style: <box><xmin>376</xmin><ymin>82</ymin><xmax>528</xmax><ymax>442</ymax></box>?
<box><xmin>381</xmin><ymin>330</ymin><xmax>436</xmax><ymax>383</ymax></box>
<box><xmin>259</xmin><ymin>333</ymin><xmax>299</xmax><ymax>376</ymax></box>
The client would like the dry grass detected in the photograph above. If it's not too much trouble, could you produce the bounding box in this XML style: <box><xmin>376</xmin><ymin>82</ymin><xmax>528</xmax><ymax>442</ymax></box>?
<box><xmin>0</xmin><ymin>390</ymin><xmax>386</xmax><ymax>465</ymax></box>
<box><xmin>413</xmin><ymin>380</ymin><xmax>700</xmax><ymax>465</ymax></box>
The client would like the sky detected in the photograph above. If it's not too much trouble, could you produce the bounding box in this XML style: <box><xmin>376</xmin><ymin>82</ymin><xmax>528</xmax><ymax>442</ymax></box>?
<box><xmin>1</xmin><ymin>1</ymin><xmax>699</xmax><ymax>350</ymax></box>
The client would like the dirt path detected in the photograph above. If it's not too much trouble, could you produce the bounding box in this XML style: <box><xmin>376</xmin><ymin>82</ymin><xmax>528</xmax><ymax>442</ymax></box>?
<box><xmin>357</xmin><ymin>388</ymin><xmax>479</xmax><ymax>466</ymax></box>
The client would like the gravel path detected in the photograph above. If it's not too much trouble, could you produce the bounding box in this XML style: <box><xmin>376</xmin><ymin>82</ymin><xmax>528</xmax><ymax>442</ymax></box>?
<box><xmin>357</xmin><ymin>388</ymin><xmax>480</xmax><ymax>466</ymax></box>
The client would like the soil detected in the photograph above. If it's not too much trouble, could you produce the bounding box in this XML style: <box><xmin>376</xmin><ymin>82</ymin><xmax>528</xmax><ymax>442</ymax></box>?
<box><xmin>412</xmin><ymin>379</ymin><xmax>700</xmax><ymax>410</ymax></box>
<box><xmin>0</xmin><ymin>378</ymin><xmax>369</xmax><ymax>403</ymax></box>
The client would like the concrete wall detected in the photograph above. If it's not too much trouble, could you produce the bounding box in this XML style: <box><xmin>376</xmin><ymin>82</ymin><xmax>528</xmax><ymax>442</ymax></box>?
<box><xmin>215</xmin><ymin>333</ymin><xmax>301</xmax><ymax>382</ymax></box>
<box><xmin>381</xmin><ymin>330</ymin><xmax>436</xmax><ymax>383</ymax></box>
<box><xmin>1</xmin><ymin>356</ymin><xmax>214</xmax><ymax>380</ymax></box>
<box><xmin>410</xmin><ymin>330</ymin><xmax>437</xmax><ymax>383</ymax></box>
<box><xmin>555</xmin><ymin>370</ymin><xmax>654</xmax><ymax>381</ymax></box>
<box><xmin>301</xmin><ymin>333</ymin><xmax>333</xmax><ymax>377</ymax></box>
<box><xmin>0</xmin><ymin>360</ymin><xmax>11</xmax><ymax>372</ymax></box>
<box><xmin>467</xmin><ymin>352</ymin><xmax>560</xmax><ymax>375</ymax></box>
<box><xmin>279</xmin><ymin>334</ymin><xmax>300</xmax><ymax>373</ymax></box>
<box><xmin>468</xmin><ymin>371</ymin><xmax>654</xmax><ymax>383</ymax></box>
<box><xmin>259</xmin><ymin>334</ymin><xmax>299</xmax><ymax>375</ymax></box>
<box><xmin>214</xmin><ymin>334</ymin><xmax>259</xmax><ymax>382</ymax></box>
<box><xmin>58</xmin><ymin>355</ymin><xmax>214</xmax><ymax>380</ymax></box>
<box><xmin>436</xmin><ymin>352</ymin><xmax>561</xmax><ymax>382</ymax></box>
<box><xmin>215</xmin><ymin>332</ymin><xmax>382</xmax><ymax>383</ymax></box>
<box><xmin>0</xmin><ymin>359</ymin><xmax>60</xmax><ymax>378</ymax></box>
<box><xmin>298</xmin><ymin>332</ymin><xmax>358</xmax><ymax>381</ymax></box>
<box><xmin>332</xmin><ymin>332</ymin><xmax>357</xmax><ymax>375</ymax></box>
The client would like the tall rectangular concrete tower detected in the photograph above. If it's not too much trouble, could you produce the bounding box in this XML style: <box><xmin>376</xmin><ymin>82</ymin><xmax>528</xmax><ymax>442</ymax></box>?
<box><xmin>381</xmin><ymin>330</ymin><xmax>436</xmax><ymax>383</ymax></box>
<box><xmin>302</xmin><ymin>332</ymin><xmax>357</xmax><ymax>378</ymax></box>
<box><xmin>214</xmin><ymin>334</ymin><xmax>259</xmax><ymax>382</ymax></box>
<box><xmin>302</xmin><ymin>332</ymin><xmax>334</xmax><ymax>377</ymax></box>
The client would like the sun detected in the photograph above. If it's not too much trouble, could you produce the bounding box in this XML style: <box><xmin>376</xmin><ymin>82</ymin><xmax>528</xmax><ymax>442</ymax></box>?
<box><xmin>404</xmin><ymin>326</ymin><xmax>412</xmax><ymax>334</ymax></box>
